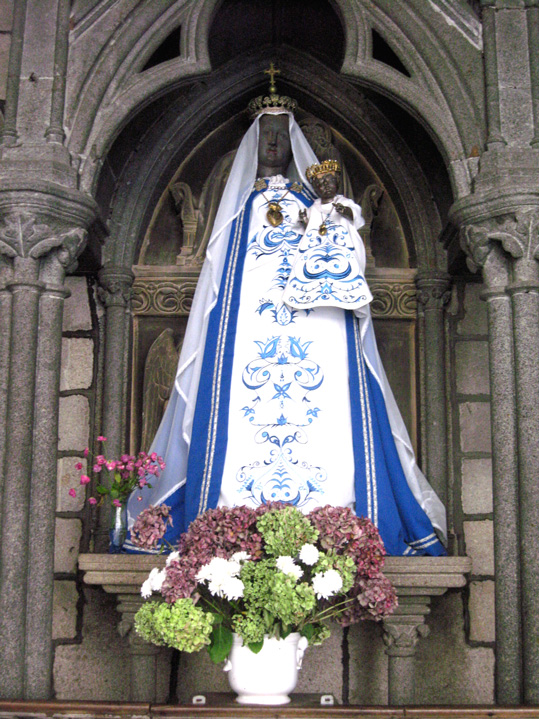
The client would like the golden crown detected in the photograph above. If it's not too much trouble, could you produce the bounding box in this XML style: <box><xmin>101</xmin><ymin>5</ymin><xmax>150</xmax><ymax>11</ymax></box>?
<box><xmin>247</xmin><ymin>63</ymin><xmax>298</xmax><ymax>117</ymax></box>
<box><xmin>306</xmin><ymin>159</ymin><xmax>342</xmax><ymax>181</ymax></box>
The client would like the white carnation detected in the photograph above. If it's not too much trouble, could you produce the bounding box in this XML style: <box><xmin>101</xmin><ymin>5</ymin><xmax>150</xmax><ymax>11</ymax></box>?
<box><xmin>312</xmin><ymin>569</ymin><xmax>343</xmax><ymax>599</ymax></box>
<box><xmin>221</xmin><ymin>577</ymin><xmax>245</xmax><ymax>600</ymax></box>
<box><xmin>231</xmin><ymin>551</ymin><xmax>251</xmax><ymax>563</ymax></box>
<box><xmin>299</xmin><ymin>543</ymin><xmax>319</xmax><ymax>566</ymax></box>
<box><xmin>141</xmin><ymin>578</ymin><xmax>153</xmax><ymax>598</ymax></box>
<box><xmin>148</xmin><ymin>567</ymin><xmax>166</xmax><ymax>592</ymax></box>
<box><xmin>166</xmin><ymin>550</ymin><xmax>180</xmax><ymax>566</ymax></box>
<box><xmin>277</xmin><ymin>555</ymin><xmax>303</xmax><ymax>580</ymax></box>
<box><xmin>198</xmin><ymin>556</ymin><xmax>243</xmax><ymax>595</ymax></box>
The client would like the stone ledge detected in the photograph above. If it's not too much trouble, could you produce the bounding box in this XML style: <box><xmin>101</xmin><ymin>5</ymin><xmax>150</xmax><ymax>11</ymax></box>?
<box><xmin>78</xmin><ymin>554</ymin><xmax>472</xmax><ymax>705</ymax></box>
<box><xmin>79</xmin><ymin>554</ymin><xmax>472</xmax><ymax>598</ymax></box>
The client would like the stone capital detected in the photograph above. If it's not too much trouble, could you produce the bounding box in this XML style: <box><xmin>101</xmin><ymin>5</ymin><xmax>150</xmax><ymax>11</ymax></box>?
<box><xmin>460</xmin><ymin>209</ymin><xmax>539</xmax><ymax>286</ymax></box>
<box><xmin>0</xmin><ymin>210</ymin><xmax>87</xmax><ymax>265</ymax></box>
<box><xmin>382</xmin><ymin>618</ymin><xmax>430</xmax><ymax>658</ymax></box>
<box><xmin>415</xmin><ymin>272</ymin><xmax>452</xmax><ymax>311</ymax></box>
<box><xmin>98</xmin><ymin>265</ymin><xmax>135</xmax><ymax>308</ymax></box>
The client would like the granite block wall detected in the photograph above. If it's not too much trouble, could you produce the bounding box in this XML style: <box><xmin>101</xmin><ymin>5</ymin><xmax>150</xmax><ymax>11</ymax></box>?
<box><xmin>49</xmin><ymin>276</ymin><xmax>495</xmax><ymax>703</ymax></box>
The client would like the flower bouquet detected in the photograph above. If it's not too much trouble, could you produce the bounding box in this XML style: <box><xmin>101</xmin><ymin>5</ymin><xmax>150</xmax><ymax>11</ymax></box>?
<box><xmin>68</xmin><ymin>436</ymin><xmax>165</xmax><ymax>552</ymax></box>
<box><xmin>134</xmin><ymin>504</ymin><xmax>397</xmax><ymax>664</ymax></box>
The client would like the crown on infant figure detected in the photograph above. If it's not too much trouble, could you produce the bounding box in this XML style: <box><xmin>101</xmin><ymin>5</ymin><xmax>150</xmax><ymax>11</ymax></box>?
<box><xmin>247</xmin><ymin>62</ymin><xmax>298</xmax><ymax>117</ymax></box>
<box><xmin>306</xmin><ymin>159</ymin><xmax>342</xmax><ymax>181</ymax></box>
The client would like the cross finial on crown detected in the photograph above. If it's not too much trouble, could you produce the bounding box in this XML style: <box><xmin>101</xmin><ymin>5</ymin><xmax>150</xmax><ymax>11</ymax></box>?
<box><xmin>247</xmin><ymin>64</ymin><xmax>298</xmax><ymax>117</ymax></box>
<box><xmin>264</xmin><ymin>62</ymin><xmax>281</xmax><ymax>94</ymax></box>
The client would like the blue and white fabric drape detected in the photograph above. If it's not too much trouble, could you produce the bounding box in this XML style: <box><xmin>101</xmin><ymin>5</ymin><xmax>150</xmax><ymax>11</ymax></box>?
<box><xmin>125</xmin><ymin>114</ymin><xmax>447</xmax><ymax>556</ymax></box>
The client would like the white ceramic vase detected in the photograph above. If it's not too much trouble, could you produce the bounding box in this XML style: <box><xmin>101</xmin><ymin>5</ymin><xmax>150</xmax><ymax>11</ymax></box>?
<box><xmin>223</xmin><ymin>632</ymin><xmax>309</xmax><ymax>705</ymax></box>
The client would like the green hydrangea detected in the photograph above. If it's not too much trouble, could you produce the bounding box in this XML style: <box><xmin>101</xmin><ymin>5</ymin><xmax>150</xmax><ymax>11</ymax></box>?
<box><xmin>240</xmin><ymin>558</ymin><xmax>317</xmax><ymax>629</ymax></box>
<box><xmin>134</xmin><ymin>601</ymin><xmax>168</xmax><ymax>646</ymax></box>
<box><xmin>314</xmin><ymin>550</ymin><xmax>356</xmax><ymax>593</ymax></box>
<box><xmin>267</xmin><ymin>572</ymin><xmax>317</xmax><ymax>626</ymax></box>
<box><xmin>257</xmin><ymin>506</ymin><xmax>318</xmax><ymax>557</ymax></box>
<box><xmin>232</xmin><ymin>612</ymin><xmax>266</xmax><ymax>645</ymax></box>
<box><xmin>135</xmin><ymin>598</ymin><xmax>214</xmax><ymax>653</ymax></box>
<box><xmin>310</xmin><ymin>623</ymin><xmax>331</xmax><ymax>646</ymax></box>
<box><xmin>241</xmin><ymin>559</ymin><xmax>276</xmax><ymax>612</ymax></box>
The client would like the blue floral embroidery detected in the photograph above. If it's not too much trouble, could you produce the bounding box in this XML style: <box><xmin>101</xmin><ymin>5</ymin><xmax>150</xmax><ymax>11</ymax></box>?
<box><xmin>285</xmin><ymin>220</ymin><xmax>370</xmax><ymax>307</ymax></box>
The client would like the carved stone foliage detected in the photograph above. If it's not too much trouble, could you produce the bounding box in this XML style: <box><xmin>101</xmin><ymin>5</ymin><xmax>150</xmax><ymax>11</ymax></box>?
<box><xmin>416</xmin><ymin>276</ymin><xmax>452</xmax><ymax>311</ymax></box>
<box><xmin>132</xmin><ymin>279</ymin><xmax>198</xmax><ymax>316</ymax></box>
<box><xmin>461</xmin><ymin>208</ymin><xmax>539</xmax><ymax>273</ymax></box>
<box><xmin>382</xmin><ymin>620</ymin><xmax>430</xmax><ymax>657</ymax></box>
<box><xmin>0</xmin><ymin>210</ymin><xmax>87</xmax><ymax>266</ymax></box>
<box><xmin>132</xmin><ymin>277</ymin><xmax>416</xmax><ymax>319</ymax></box>
<box><xmin>370</xmin><ymin>282</ymin><xmax>417</xmax><ymax>318</ymax></box>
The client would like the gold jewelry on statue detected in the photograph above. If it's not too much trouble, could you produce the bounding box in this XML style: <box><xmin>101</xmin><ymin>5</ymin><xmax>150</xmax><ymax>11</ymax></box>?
<box><xmin>248</xmin><ymin>63</ymin><xmax>298</xmax><ymax>117</ymax></box>
<box><xmin>306</xmin><ymin>159</ymin><xmax>342</xmax><ymax>182</ymax></box>
<box><xmin>318</xmin><ymin>206</ymin><xmax>333</xmax><ymax>235</ymax></box>
<box><xmin>257</xmin><ymin>181</ymin><xmax>292</xmax><ymax>227</ymax></box>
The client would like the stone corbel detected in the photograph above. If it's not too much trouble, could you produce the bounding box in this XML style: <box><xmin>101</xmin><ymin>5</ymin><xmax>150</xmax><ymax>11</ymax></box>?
<box><xmin>98</xmin><ymin>264</ymin><xmax>135</xmax><ymax>308</ymax></box>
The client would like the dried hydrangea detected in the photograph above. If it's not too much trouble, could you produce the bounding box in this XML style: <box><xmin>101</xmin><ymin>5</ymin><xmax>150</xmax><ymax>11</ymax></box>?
<box><xmin>308</xmin><ymin>505</ymin><xmax>386</xmax><ymax>577</ymax></box>
<box><xmin>336</xmin><ymin>572</ymin><xmax>398</xmax><ymax>626</ymax></box>
<box><xmin>130</xmin><ymin>504</ymin><xmax>173</xmax><ymax>551</ymax></box>
<box><xmin>178</xmin><ymin>505</ymin><xmax>264</xmax><ymax>566</ymax></box>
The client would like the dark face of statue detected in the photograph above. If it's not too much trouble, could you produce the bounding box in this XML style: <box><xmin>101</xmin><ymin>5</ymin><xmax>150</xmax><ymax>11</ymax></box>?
<box><xmin>257</xmin><ymin>114</ymin><xmax>292</xmax><ymax>177</ymax></box>
<box><xmin>312</xmin><ymin>171</ymin><xmax>340</xmax><ymax>203</ymax></box>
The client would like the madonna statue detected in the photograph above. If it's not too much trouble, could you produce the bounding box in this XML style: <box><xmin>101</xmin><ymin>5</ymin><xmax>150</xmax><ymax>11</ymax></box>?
<box><xmin>125</xmin><ymin>78</ymin><xmax>447</xmax><ymax>556</ymax></box>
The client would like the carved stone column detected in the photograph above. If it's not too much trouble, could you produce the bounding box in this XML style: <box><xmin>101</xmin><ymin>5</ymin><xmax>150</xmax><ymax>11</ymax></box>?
<box><xmin>97</xmin><ymin>265</ymin><xmax>134</xmax><ymax>549</ymax></box>
<box><xmin>0</xmin><ymin>256</ymin><xmax>13</xmax><ymax>536</ymax></box>
<box><xmin>415</xmin><ymin>272</ymin><xmax>451</xmax><ymax>505</ymax></box>
<box><xmin>526</xmin><ymin>0</ymin><xmax>539</xmax><ymax>147</ymax></box>
<box><xmin>463</xmin><ymin>209</ymin><xmax>539</xmax><ymax>704</ymax></box>
<box><xmin>500</xmin><ymin>209</ymin><xmax>539</xmax><ymax>704</ymax></box>
<box><xmin>480</xmin><ymin>1</ymin><xmax>506</xmax><ymax>148</ymax></box>
<box><xmin>25</xmin><ymin>229</ymin><xmax>87</xmax><ymax>699</ymax></box>
<box><xmin>460</xmin><ymin>222</ymin><xmax>521</xmax><ymax>704</ymax></box>
<box><xmin>382</xmin><ymin>597</ymin><xmax>431</xmax><ymax>705</ymax></box>
<box><xmin>0</xmin><ymin>204</ymin><xmax>94</xmax><ymax>700</ymax></box>
<box><xmin>0</xmin><ymin>250</ymin><xmax>43</xmax><ymax>699</ymax></box>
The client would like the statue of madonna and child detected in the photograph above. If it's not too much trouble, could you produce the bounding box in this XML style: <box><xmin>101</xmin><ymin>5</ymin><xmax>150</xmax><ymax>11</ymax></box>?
<box><xmin>125</xmin><ymin>72</ymin><xmax>447</xmax><ymax>557</ymax></box>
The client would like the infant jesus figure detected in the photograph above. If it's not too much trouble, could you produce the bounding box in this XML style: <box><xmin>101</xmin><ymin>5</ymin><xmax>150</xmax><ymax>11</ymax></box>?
<box><xmin>284</xmin><ymin>159</ymin><xmax>373</xmax><ymax>313</ymax></box>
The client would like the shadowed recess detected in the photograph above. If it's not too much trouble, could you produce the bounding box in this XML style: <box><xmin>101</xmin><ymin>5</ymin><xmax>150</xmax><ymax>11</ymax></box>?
<box><xmin>208</xmin><ymin>0</ymin><xmax>345</xmax><ymax>71</ymax></box>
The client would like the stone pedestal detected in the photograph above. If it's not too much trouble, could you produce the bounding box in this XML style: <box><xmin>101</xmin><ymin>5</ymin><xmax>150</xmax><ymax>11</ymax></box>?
<box><xmin>79</xmin><ymin>555</ymin><xmax>470</xmax><ymax>705</ymax></box>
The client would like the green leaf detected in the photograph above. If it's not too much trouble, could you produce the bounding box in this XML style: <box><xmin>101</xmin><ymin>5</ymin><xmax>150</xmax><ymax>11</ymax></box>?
<box><xmin>301</xmin><ymin>624</ymin><xmax>314</xmax><ymax>641</ymax></box>
<box><xmin>211</xmin><ymin>613</ymin><xmax>223</xmax><ymax>625</ymax></box>
<box><xmin>247</xmin><ymin>640</ymin><xmax>264</xmax><ymax>654</ymax></box>
<box><xmin>208</xmin><ymin>624</ymin><xmax>233</xmax><ymax>664</ymax></box>
<box><xmin>281</xmin><ymin>624</ymin><xmax>292</xmax><ymax>639</ymax></box>
<box><xmin>96</xmin><ymin>486</ymin><xmax>108</xmax><ymax>495</ymax></box>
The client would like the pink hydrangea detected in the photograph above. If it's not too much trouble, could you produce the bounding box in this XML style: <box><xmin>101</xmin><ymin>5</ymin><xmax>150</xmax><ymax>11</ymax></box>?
<box><xmin>160</xmin><ymin>553</ymin><xmax>200</xmax><ymax>603</ymax></box>
<box><xmin>131</xmin><ymin>504</ymin><xmax>173</xmax><ymax>551</ymax></box>
<box><xmin>336</xmin><ymin>572</ymin><xmax>398</xmax><ymax>626</ymax></box>
<box><xmin>308</xmin><ymin>505</ymin><xmax>386</xmax><ymax>577</ymax></box>
<box><xmin>178</xmin><ymin>506</ymin><xmax>265</xmax><ymax>566</ymax></box>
